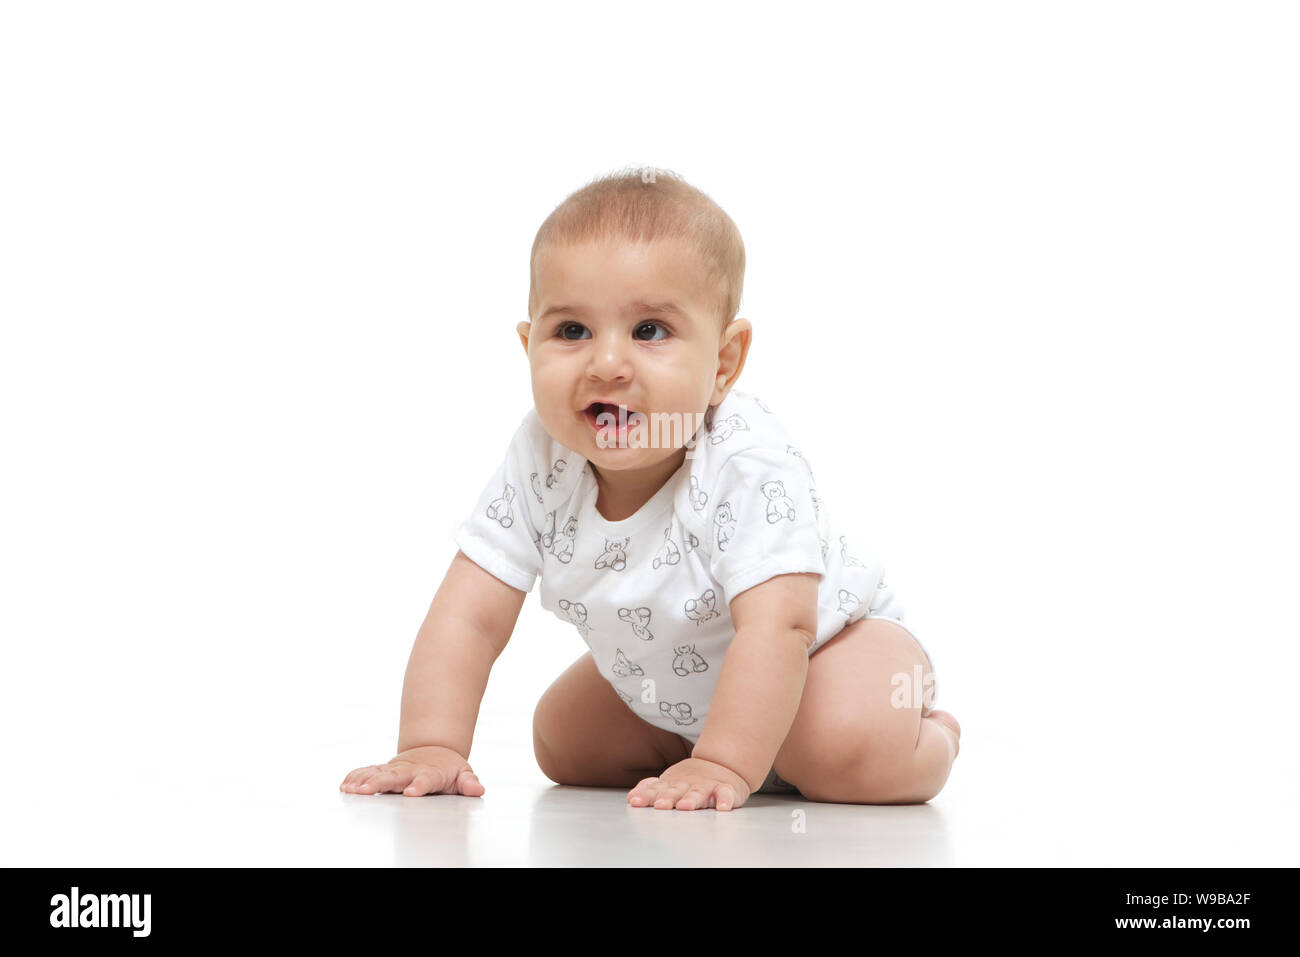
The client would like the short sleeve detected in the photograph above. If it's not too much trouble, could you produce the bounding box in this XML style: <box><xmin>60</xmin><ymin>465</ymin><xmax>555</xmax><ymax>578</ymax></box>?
<box><xmin>707</xmin><ymin>448</ymin><xmax>826</xmax><ymax>602</ymax></box>
<box><xmin>452</xmin><ymin>428</ymin><xmax>545</xmax><ymax>593</ymax></box>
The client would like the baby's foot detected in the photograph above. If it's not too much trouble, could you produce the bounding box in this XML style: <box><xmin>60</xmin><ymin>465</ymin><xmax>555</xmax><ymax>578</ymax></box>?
<box><xmin>925</xmin><ymin>709</ymin><xmax>961</xmax><ymax>759</ymax></box>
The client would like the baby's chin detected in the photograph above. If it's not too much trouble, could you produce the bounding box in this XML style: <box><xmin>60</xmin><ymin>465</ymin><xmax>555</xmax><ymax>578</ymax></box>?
<box><xmin>585</xmin><ymin>439</ymin><xmax>686</xmax><ymax>470</ymax></box>
<box><xmin>585</xmin><ymin>442</ymin><xmax>676</xmax><ymax>465</ymax></box>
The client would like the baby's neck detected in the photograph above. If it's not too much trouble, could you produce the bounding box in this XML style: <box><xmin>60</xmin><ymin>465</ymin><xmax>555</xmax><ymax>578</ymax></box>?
<box><xmin>590</xmin><ymin>447</ymin><xmax>687</xmax><ymax>522</ymax></box>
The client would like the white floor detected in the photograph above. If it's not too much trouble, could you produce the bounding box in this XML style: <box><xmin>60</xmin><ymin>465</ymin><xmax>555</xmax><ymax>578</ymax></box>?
<box><xmin>6</xmin><ymin>698</ymin><xmax>1295</xmax><ymax>868</ymax></box>
<box><xmin>6</xmin><ymin>580</ymin><xmax>1299</xmax><ymax>869</ymax></box>
<box><xmin>9</xmin><ymin>566</ymin><xmax>1299</xmax><ymax>868</ymax></box>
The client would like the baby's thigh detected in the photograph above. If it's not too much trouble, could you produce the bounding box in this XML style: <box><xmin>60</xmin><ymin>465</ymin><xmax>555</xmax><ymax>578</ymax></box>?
<box><xmin>774</xmin><ymin>617</ymin><xmax>934</xmax><ymax>786</ymax></box>
<box><xmin>533</xmin><ymin>652</ymin><xmax>692</xmax><ymax>787</ymax></box>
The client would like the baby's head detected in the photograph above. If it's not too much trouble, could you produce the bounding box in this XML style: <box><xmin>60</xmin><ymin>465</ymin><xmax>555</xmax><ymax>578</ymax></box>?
<box><xmin>517</xmin><ymin>167</ymin><xmax>752</xmax><ymax>475</ymax></box>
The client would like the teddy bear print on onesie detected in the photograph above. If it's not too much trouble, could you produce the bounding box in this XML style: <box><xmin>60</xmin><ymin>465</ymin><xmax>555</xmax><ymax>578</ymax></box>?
<box><xmin>451</xmin><ymin>388</ymin><xmax>939</xmax><ymax>748</ymax></box>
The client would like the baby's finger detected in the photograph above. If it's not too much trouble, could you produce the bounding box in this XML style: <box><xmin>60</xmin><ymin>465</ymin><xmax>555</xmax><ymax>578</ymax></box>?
<box><xmin>348</xmin><ymin>767</ymin><xmax>386</xmax><ymax>792</ymax></box>
<box><xmin>675</xmin><ymin>785</ymin><xmax>713</xmax><ymax>811</ymax></box>
<box><xmin>716</xmin><ymin>784</ymin><xmax>737</xmax><ymax>811</ymax></box>
<box><xmin>456</xmin><ymin>769</ymin><xmax>485</xmax><ymax>797</ymax></box>
<box><xmin>340</xmin><ymin>768</ymin><xmax>367</xmax><ymax>790</ymax></box>
<box><xmin>653</xmin><ymin>781</ymin><xmax>690</xmax><ymax>809</ymax></box>
<box><xmin>341</xmin><ymin>766</ymin><xmax>382</xmax><ymax>791</ymax></box>
<box><xmin>358</xmin><ymin>766</ymin><xmax>412</xmax><ymax>794</ymax></box>
<box><xmin>402</xmin><ymin>768</ymin><xmax>448</xmax><ymax>796</ymax></box>
<box><xmin>627</xmin><ymin>776</ymin><xmax>662</xmax><ymax>807</ymax></box>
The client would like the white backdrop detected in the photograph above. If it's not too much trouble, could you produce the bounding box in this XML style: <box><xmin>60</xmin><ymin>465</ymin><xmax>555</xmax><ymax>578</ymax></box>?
<box><xmin>2</xmin><ymin>0</ymin><xmax>1296</xmax><ymax>866</ymax></box>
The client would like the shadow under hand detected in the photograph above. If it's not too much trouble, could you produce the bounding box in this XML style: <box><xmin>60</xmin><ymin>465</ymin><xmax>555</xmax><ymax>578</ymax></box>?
<box><xmin>524</xmin><ymin>784</ymin><xmax>955</xmax><ymax>867</ymax></box>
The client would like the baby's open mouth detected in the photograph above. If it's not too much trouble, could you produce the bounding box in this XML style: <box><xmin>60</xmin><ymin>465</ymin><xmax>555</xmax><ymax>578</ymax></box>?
<box><xmin>587</xmin><ymin>402</ymin><xmax>636</xmax><ymax>417</ymax></box>
<box><xmin>583</xmin><ymin>402</ymin><xmax>645</xmax><ymax>429</ymax></box>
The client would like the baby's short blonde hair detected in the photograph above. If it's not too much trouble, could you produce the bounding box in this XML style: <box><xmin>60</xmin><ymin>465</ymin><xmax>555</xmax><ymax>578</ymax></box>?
<box><xmin>528</xmin><ymin>166</ymin><xmax>745</xmax><ymax>335</ymax></box>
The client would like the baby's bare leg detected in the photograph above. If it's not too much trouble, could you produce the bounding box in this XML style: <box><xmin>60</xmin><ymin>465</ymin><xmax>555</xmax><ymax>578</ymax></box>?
<box><xmin>533</xmin><ymin>652</ymin><xmax>692</xmax><ymax>788</ymax></box>
<box><xmin>771</xmin><ymin>617</ymin><xmax>960</xmax><ymax>804</ymax></box>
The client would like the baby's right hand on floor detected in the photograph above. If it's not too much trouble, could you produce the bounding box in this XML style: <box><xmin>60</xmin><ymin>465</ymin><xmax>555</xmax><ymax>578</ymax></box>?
<box><xmin>340</xmin><ymin>745</ymin><xmax>485</xmax><ymax>797</ymax></box>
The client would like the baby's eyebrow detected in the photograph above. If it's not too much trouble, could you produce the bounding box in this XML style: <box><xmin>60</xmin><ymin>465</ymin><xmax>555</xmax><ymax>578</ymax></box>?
<box><xmin>539</xmin><ymin>300</ymin><xmax>692</xmax><ymax>322</ymax></box>
<box><xmin>626</xmin><ymin>300</ymin><xmax>691</xmax><ymax>321</ymax></box>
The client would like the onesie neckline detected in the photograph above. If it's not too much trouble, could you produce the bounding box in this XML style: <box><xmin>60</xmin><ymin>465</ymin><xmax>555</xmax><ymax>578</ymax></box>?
<box><xmin>579</xmin><ymin>458</ymin><xmax>685</xmax><ymax>537</ymax></box>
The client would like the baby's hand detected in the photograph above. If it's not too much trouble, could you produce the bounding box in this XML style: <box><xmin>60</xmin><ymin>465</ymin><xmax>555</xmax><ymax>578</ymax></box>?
<box><xmin>340</xmin><ymin>745</ymin><xmax>485</xmax><ymax>797</ymax></box>
<box><xmin>626</xmin><ymin>757</ymin><xmax>752</xmax><ymax>812</ymax></box>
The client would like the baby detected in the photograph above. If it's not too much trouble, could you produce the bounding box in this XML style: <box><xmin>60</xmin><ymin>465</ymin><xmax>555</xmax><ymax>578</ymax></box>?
<box><xmin>341</xmin><ymin>168</ymin><xmax>960</xmax><ymax>811</ymax></box>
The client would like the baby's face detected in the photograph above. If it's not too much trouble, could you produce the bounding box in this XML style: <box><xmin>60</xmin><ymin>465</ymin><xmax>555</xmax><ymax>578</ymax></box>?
<box><xmin>519</xmin><ymin>237</ymin><xmax>749</xmax><ymax>473</ymax></box>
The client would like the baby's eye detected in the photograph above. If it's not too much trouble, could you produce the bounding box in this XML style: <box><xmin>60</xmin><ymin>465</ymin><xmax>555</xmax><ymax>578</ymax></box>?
<box><xmin>557</xmin><ymin>322</ymin><xmax>590</xmax><ymax>340</ymax></box>
<box><xmin>634</xmin><ymin>321</ymin><xmax>670</xmax><ymax>342</ymax></box>
<box><xmin>555</xmin><ymin>321</ymin><xmax>669</xmax><ymax>341</ymax></box>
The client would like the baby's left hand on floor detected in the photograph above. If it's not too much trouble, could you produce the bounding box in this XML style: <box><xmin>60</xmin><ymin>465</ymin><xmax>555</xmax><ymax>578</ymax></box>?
<box><xmin>626</xmin><ymin>757</ymin><xmax>752</xmax><ymax>811</ymax></box>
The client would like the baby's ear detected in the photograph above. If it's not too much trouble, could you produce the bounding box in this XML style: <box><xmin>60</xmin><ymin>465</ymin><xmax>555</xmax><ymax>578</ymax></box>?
<box><xmin>516</xmin><ymin>321</ymin><xmax>532</xmax><ymax>355</ymax></box>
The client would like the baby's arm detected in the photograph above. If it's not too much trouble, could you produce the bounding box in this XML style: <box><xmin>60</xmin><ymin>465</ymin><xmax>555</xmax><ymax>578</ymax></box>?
<box><xmin>690</xmin><ymin>573</ymin><xmax>819</xmax><ymax>792</ymax></box>
<box><xmin>339</xmin><ymin>549</ymin><xmax>526</xmax><ymax>797</ymax></box>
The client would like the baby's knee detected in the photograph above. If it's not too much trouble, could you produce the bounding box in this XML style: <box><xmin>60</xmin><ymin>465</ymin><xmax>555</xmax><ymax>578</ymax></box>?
<box><xmin>796</xmin><ymin>712</ymin><xmax>943</xmax><ymax>804</ymax></box>
<box><xmin>531</xmin><ymin>695</ymin><xmax>568</xmax><ymax>782</ymax></box>
<box><xmin>532</xmin><ymin>727</ymin><xmax>564</xmax><ymax>784</ymax></box>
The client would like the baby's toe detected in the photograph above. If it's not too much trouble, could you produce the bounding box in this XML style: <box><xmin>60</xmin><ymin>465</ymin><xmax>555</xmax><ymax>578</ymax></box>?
<box><xmin>926</xmin><ymin>710</ymin><xmax>961</xmax><ymax>756</ymax></box>
<box><xmin>928</xmin><ymin>710</ymin><xmax>960</xmax><ymax>738</ymax></box>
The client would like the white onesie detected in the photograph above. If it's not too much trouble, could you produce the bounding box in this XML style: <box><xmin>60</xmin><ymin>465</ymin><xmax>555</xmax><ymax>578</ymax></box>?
<box><xmin>452</xmin><ymin>388</ymin><xmax>936</xmax><ymax>753</ymax></box>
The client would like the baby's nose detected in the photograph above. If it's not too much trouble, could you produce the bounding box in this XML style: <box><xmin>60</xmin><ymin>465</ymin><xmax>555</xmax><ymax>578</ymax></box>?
<box><xmin>588</xmin><ymin>332</ymin><xmax>636</xmax><ymax>373</ymax></box>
